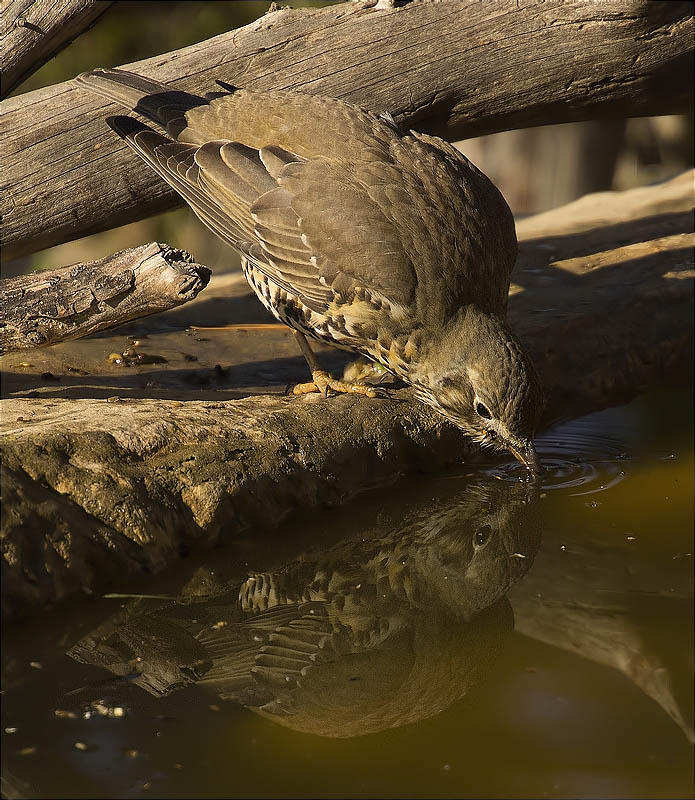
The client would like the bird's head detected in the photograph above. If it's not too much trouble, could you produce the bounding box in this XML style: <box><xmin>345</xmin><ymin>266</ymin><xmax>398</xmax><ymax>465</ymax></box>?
<box><xmin>413</xmin><ymin>307</ymin><xmax>544</xmax><ymax>472</ymax></box>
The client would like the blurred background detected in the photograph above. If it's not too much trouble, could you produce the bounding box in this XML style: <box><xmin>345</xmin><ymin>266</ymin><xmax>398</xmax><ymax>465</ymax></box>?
<box><xmin>4</xmin><ymin>0</ymin><xmax>693</xmax><ymax>279</ymax></box>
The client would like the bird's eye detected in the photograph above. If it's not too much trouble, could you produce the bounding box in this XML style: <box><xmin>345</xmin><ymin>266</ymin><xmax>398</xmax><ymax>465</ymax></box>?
<box><xmin>475</xmin><ymin>401</ymin><xmax>492</xmax><ymax>419</ymax></box>
<box><xmin>474</xmin><ymin>525</ymin><xmax>492</xmax><ymax>548</ymax></box>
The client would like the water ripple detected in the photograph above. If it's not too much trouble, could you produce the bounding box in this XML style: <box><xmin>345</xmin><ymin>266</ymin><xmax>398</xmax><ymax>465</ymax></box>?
<box><xmin>471</xmin><ymin>416</ymin><xmax>631</xmax><ymax>496</ymax></box>
<box><xmin>533</xmin><ymin>418</ymin><xmax>630</xmax><ymax>495</ymax></box>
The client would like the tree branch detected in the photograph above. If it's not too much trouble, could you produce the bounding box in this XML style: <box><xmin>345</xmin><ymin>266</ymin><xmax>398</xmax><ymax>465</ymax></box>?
<box><xmin>0</xmin><ymin>242</ymin><xmax>210</xmax><ymax>354</ymax></box>
<box><xmin>0</xmin><ymin>0</ymin><xmax>114</xmax><ymax>99</ymax></box>
<box><xmin>1</xmin><ymin>0</ymin><xmax>693</xmax><ymax>259</ymax></box>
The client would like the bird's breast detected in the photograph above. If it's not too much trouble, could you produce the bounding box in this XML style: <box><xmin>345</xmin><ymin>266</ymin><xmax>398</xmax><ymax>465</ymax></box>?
<box><xmin>241</xmin><ymin>258</ymin><xmax>423</xmax><ymax>380</ymax></box>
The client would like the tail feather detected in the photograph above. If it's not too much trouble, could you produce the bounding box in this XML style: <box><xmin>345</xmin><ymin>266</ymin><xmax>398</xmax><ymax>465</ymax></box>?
<box><xmin>75</xmin><ymin>68</ymin><xmax>207</xmax><ymax>138</ymax></box>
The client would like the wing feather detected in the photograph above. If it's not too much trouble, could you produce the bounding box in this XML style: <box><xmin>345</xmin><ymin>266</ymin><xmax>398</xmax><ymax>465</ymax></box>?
<box><xmin>107</xmin><ymin>116</ymin><xmax>424</xmax><ymax>318</ymax></box>
<box><xmin>85</xmin><ymin>72</ymin><xmax>517</xmax><ymax>326</ymax></box>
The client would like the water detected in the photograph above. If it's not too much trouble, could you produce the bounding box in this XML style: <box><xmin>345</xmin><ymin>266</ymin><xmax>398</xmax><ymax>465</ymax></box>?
<box><xmin>2</xmin><ymin>389</ymin><xmax>693</xmax><ymax>799</ymax></box>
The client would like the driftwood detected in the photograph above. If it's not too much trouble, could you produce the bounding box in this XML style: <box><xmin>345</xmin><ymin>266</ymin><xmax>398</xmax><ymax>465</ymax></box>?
<box><xmin>0</xmin><ymin>0</ymin><xmax>114</xmax><ymax>99</ymax></box>
<box><xmin>2</xmin><ymin>0</ymin><xmax>693</xmax><ymax>259</ymax></box>
<box><xmin>0</xmin><ymin>242</ymin><xmax>210</xmax><ymax>354</ymax></box>
<box><xmin>1</xmin><ymin>172</ymin><xmax>692</xmax><ymax>618</ymax></box>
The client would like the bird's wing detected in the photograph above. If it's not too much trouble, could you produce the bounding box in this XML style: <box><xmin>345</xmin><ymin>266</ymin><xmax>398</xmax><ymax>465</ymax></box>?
<box><xmin>392</xmin><ymin>131</ymin><xmax>518</xmax><ymax>317</ymax></box>
<box><xmin>80</xmin><ymin>70</ymin><xmax>516</xmax><ymax>321</ymax></box>
<box><xmin>108</xmin><ymin>115</ymin><xmax>416</xmax><ymax>315</ymax></box>
<box><xmin>191</xmin><ymin>601</ymin><xmax>340</xmax><ymax>701</ymax></box>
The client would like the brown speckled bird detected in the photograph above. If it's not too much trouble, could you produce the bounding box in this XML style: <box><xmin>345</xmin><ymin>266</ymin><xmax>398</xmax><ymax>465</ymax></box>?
<box><xmin>76</xmin><ymin>69</ymin><xmax>543</xmax><ymax>469</ymax></box>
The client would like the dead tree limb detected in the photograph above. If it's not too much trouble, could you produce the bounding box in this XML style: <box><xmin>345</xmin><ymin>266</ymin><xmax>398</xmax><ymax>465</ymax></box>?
<box><xmin>1</xmin><ymin>0</ymin><xmax>693</xmax><ymax>259</ymax></box>
<box><xmin>0</xmin><ymin>242</ymin><xmax>210</xmax><ymax>353</ymax></box>
<box><xmin>0</xmin><ymin>0</ymin><xmax>114</xmax><ymax>99</ymax></box>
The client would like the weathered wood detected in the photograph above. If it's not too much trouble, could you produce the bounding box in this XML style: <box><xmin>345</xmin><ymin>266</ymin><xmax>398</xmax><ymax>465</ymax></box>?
<box><xmin>0</xmin><ymin>0</ymin><xmax>114</xmax><ymax>99</ymax></box>
<box><xmin>2</xmin><ymin>0</ymin><xmax>693</xmax><ymax>259</ymax></box>
<box><xmin>1</xmin><ymin>173</ymin><xmax>692</xmax><ymax>618</ymax></box>
<box><xmin>0</xmin><ymin>242</ymin><xmax>210</xmax><ymax>354</ymax></box>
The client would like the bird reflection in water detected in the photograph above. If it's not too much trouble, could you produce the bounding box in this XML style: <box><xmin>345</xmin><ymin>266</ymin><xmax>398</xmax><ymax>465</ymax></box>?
<box><xmin>68</xmin><ymin>478</ymin><xmax>541</xmax><ymax>738</ymax></box>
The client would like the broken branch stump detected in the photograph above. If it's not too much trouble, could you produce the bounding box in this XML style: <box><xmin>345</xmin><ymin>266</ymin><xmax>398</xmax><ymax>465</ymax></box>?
<box><xmin>0</xmin><ymin>242</ymin><xmax>210</xmax><ymax>354</ymax></box>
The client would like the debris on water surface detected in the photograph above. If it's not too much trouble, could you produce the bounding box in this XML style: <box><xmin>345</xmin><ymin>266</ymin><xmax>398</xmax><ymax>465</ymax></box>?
<box><xmin>54</xmin><ymin>709</ymin><xmax>78</xmax><ymax>719</ymax></box>
<box><xmin>125</xmin><ymin>749</ymin><xmax>139</xmax><ymax>759</ymax></box>
<box><xmin>108</xmin><ymin>348</ymin><xmax>168</xmax><ymax>366</ymax></box>
<box><xmin>626</xmin><ymin>535</ymin><xmax>636</xmax><ymax>541</ymax></box>
<box><xmin>17</xmin><ymin>746</ymin><xmax>37</xmax><ymax>756</ymax></box>
<box><xmin>29</xmin><ymin>661</ymin><xmax>42</xmax><ymax>669</ymax></box>
<box><xmin>87</xmin><ymin>700</ymin><xmax>125</xmax><ymax>718</ymax></box>
<box><xmin>74</xmin><ymin>742</ymin><xmax>89</xmax><ymax>751</ymax></box>
<box><xmin>134</xmin><ymin>352</ymin><xmax>167</xmax><ymax>365</ymax></box>
<box><xmin>5</xmin><ymin>727</ymin><xmax>17</xmax><ymax>733</ymax></box>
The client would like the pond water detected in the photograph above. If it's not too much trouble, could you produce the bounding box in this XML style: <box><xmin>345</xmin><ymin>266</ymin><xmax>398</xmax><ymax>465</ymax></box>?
<box><xmin>2</xmin><ymin>388</ymin><xmax>693</xmax><ymax>799</ymax></box>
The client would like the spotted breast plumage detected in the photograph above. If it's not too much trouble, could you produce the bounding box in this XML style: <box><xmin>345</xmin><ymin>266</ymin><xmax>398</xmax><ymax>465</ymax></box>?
<box><xmin>76</xmin><ymin>68</ymin><xmax>543</xmax><ymax>469</ymax></box>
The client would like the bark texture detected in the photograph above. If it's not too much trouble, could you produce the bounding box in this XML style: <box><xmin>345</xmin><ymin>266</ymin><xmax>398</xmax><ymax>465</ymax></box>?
<box><xmin>1</xmin><ymin>172</ymin><xmax>693</xmax><ymax>618</ymax></box>
<box><xmin>0</xmin><ymin>242</ymin><xmax>210</xmax><ymax>354</ymax></box>
<box><xmin>0</xmin><ymin>0</ymin><xmax>114</xmax><ymax>98</ymax></box>
<box><xmin>2</xmin><ymin>0</ymin><xmax>693</xmax><ymax>259</ymax></box>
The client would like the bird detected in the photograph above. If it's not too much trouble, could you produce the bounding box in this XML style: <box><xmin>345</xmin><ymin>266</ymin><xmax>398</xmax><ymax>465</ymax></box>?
<box><xmin>75</xmin><ymin>68</ymin><xmax>544</xmax><ymax>470</ymax></box>
<box><xmin>68</xmin><ymin>478</ymin><xmax>540</xmax><ymax>738</ymax></box>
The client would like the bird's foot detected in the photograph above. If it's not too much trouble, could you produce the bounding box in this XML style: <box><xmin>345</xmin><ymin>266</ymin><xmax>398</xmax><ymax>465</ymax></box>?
<box><xmin>291</xmin><ymin>369</ymin><xmax>380</xmax><ymax>398</ymax></box>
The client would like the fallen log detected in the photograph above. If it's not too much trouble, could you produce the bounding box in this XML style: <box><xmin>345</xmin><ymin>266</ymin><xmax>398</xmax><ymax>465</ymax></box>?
<box><xmin>1</xmin><ymin>172</ymin><xmax>692</xmax><ymax>618</ymax></box>
<box><xmin>0</xmin><ymin>0</ymin><xmax>114</xmax><ymax>99</ymax></box>
<box><xmin>2</xmin><ymin>0</ymin><xmax>693</xmax><ymax>259</ymax></box>
<box><xmin>0</xmin><ymin>242</ymin><xmax>210</xmax><ymax>354</ymax></box>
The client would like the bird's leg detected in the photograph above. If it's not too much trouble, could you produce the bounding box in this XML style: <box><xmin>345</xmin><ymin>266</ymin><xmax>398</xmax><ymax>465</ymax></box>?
<box><xmin>290</xmin><ymin>331</ymin><xmax>378</xmax><ymax>398</ymax></box>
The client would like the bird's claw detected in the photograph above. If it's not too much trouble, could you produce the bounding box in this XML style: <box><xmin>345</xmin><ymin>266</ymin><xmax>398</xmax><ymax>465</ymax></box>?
<box><xmin>291</xmin><ymin>370</ymin><xmax>380</xmax><ymax>399</ymax></box>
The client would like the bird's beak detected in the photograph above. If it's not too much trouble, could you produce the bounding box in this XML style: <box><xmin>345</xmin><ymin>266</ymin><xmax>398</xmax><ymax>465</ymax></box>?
<box><xmin>509</xmin><ymin>440</ymin><xmax>541</xmax><ymax>474</ymax></box>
